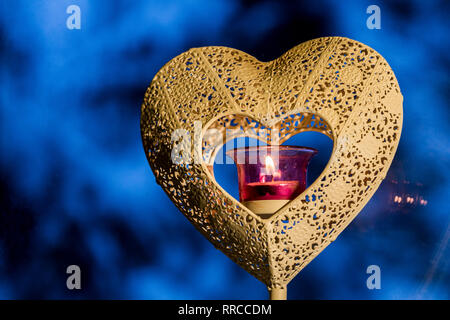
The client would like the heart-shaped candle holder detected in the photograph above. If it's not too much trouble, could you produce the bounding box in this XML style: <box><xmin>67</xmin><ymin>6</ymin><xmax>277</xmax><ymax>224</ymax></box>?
<box><xmin>141</xmin><ymin>37</ymin><xmax>403</xmax><ymax>299</ymax></box>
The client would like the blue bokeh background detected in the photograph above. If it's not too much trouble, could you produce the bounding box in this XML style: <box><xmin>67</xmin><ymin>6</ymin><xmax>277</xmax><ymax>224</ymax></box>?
<box><xmin>0</xmin><ymin>0</ymin><xmax>449</xmax><ymax>299</ymax></box>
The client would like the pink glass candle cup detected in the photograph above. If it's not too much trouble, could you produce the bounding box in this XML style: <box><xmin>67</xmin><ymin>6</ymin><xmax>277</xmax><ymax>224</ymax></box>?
<box><xmin>226</xmin><ymin>145</ymin><xmax>317</xmax><ymax>218</ymax></box>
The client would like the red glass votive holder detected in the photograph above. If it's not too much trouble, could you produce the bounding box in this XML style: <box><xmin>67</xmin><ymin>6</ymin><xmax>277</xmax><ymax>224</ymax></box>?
<box><xmin>226</xmin><ymin>145</ymin><xmax>317</xmax><ymax>218</ymax></box>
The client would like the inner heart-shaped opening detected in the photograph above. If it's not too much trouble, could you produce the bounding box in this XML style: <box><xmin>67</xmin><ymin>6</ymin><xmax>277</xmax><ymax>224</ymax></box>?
<box><xmin>213</xmin><ymin>133</ymin><xmax>332</xmax><ymax>218</ymax></box>
<box><xmin>201</xmin><ymin>113</ymin><xmax>334</xmax><ymax>219</ymax></box>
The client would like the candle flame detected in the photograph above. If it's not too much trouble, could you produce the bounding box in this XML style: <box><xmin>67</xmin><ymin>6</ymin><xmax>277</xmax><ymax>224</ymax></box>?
<box><xmin>265</xmin><ymin>155</ymin><xmax>275</xmax><ymax>175</ymax></box>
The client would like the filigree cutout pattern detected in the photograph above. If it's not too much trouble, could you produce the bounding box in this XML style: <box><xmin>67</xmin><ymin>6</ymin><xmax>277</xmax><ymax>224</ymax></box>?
<box><xmin>141</xmin><ymin>37</ymin><xmax>403</xmax><ymax>289</ymax></box>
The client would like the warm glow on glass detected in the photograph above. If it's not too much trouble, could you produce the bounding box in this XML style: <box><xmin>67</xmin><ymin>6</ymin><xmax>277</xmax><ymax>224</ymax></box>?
<box><xmin>226</xmin><ymin>145</ymin><xmax>317</xmax><ymax>213</ymax></box>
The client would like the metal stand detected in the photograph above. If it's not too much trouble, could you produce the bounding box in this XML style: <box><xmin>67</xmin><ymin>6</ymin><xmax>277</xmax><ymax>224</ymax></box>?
<box><xmin>268</xmin><ymin>286</ymin><xmax>287</xmax><ymax>300</ymax></box>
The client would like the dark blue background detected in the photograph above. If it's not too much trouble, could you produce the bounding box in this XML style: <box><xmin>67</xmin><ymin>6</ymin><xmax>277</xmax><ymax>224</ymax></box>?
<box><xmin>0</xmin><ymin>0</ymin><xmax>449</xmax><ymax>299</ymax></box>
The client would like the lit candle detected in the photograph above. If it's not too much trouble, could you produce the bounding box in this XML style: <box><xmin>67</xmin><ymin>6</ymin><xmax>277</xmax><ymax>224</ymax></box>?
<box><xmin>227</xmin><ymin>146</ymin><xmax>317</xmax><ymax>218</ymax></box>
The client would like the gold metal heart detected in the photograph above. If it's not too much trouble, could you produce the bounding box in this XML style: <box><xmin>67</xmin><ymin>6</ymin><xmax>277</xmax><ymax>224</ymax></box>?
<box><xmin>141</xmin><ymin>37</ymin><xmax>403</xmax><ymax>293</ymax></box>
